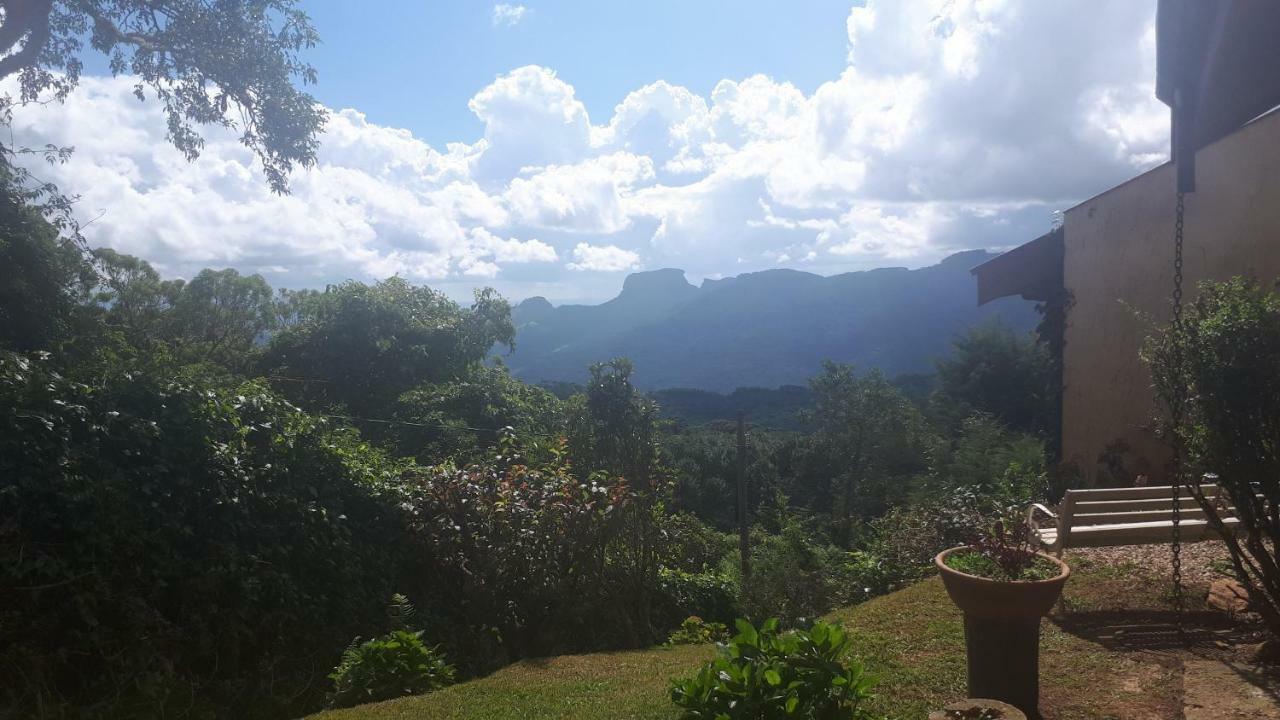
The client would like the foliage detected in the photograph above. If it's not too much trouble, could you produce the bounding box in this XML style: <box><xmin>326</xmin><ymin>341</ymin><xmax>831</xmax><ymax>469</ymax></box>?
<box><xmin>564</xmin><ymin>359</ymin><xmax>672</xmax><ymax>645</ymax></box>
<box><xmin>665</xmin><ymin>427</ymin><xmax>789</xmax><ymax>533</ymax></box>
<box><xmin>669</xmin><ymin>618</ymin><xmax>876</xmax><ymax>720</ymax></box>
<box><xmin>90</xmin><ymin>247</ymin><xmax>178</xmax><ymax>354</ymax></box>
<box><xmin>804</xmin><ymin>363</ymin><xmax>930</xmax><ymax>544</ymax></box>
<box><xmin>951</xmin><ymin>512</ymin><xmax>1048</xmax><ymax>581</ymax></box>
<box><xmin>328</xmin><ymin>630</ymin><xmax>456</xmax><ymax>710</ymax></box>
<box><xmin>656</xmin><ymin>568</ymin><xmax>741</xmax><ymax>628</ymax></box>
<box><xmin>737</xmin><ymin>522</ymin><xmax>886</xmax><ymax>628</ymax></box>
<box><xmin>567</xmin><ymin>358</ymin><xmax>666</xmax><ymax>487</ymax></box>
<box><xmin>657</xmin><ymin>511</ymin><xmax>737</xmax><ymax>573</ymax></box>
<box><xmin>5</xmin><ymin>0</ymin><xmax>326</xmax><ymax>193</ymax></box>
<box><xmin>400</xmin><ymin>431</ymin><xmax>648</xmax><ymax>671</ymax></box>
<box><xmin>167</xmin><ymin>267</ymin><xmax>277</xmax><ymax>371</ymax></box>
<box><xmin>871</xmin><ymin>489</ymin><xmax>989</xmax><ymax>576</ymax></box>
<box><xmin>651</xmin><ymin>385</ymin><xmax>813</xmax><ymax>431</ymax></box>
<box><xmin>934</xmin><ymin>321</ymin><xmax>1053</xmax><ymax>437</ymax></box>
<box><xmin>1144</xmin><ymin>277</ymin><xmax>1280</xmax><ymax>635</ymax></box>
<box><xmin>666</xmin><ymin>616</ymin><xmax>730</xmax><ymax>646</ymax></box>
<box><xmin>923</xmin><ymin>413</ymin><xmax>1047</xmax><ymax>504</ymax></box>
<box><xmin>944</xmin><ymin>549</ymin><xmax>1059</xmax><ymax>583</ymax></box>
<box><xmin>263</xmin><ymin>280</ymin><xmax>515</xmax><ymax>419</ymax></box>
<box><xmin>0</xmin><ymin>352</ymin><xmax>409</xmax><ymax>718</ymax></box>
<box><xmin>0</xmin><ymin>185</ymin><xmax>98</xmax><ymax>355</ymax></box>
<box><xmin>393</xmin><ymin>362</ymin><xmax>564</xmax><ymax>464</ymax></box>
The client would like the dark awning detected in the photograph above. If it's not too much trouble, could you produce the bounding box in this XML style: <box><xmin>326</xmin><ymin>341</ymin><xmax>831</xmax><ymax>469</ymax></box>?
<box><xmin>970</xmin><ymin>227</ymin><xmax>1064</xmax><ymax>307</ymax></box>
<box><xmin>1157</xmin><ymin>0</ymin><xmax>1280</xmax><ymax>192</ymax></box>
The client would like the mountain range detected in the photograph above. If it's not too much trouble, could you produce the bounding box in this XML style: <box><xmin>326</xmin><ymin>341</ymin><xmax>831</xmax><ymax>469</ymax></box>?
<box><xmin>502</xmin><ymin>249</ymin><xmax>1037</xmax><ymax>392</ymax></box>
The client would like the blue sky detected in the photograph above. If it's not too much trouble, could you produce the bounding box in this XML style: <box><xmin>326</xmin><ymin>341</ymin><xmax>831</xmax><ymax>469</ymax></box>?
<box><xmin>303</xmin><ymin>1</ymin><xmax>854</xmax><ymax>147</ymax></box>
<box><xmin>21</xmin><ymin>1</ymin><xmax>1168</xmax><ymax>304</ymax></box>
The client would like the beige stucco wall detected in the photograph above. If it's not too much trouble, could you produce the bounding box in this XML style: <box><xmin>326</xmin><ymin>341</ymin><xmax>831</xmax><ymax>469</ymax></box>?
<box><xmin>1062</xmin><ymin>109</ymin><xmax>1280</xmax><ymax>486</ymax></box>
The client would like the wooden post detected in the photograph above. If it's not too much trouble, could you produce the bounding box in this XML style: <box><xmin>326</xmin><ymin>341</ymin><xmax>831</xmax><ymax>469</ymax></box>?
<box><xmin>737</xmin><ymin>412</ymin><xmax>750</xmax><ymax>580</ymax></box>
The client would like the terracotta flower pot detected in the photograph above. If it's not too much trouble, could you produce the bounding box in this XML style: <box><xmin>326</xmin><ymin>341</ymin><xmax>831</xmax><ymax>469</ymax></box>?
<box><xmin>935</xmin><ymin>547</ymin><xmax>1070</xmax><ymax>621</ymax></box>
<box><xmin>935</xmin><ymin>546</ymin><xmax>1071</xmax><ymax>719</ymax></box>
<box><xmin>928</xmin><ymin>698</ymin><xmax>1027</xmax><ymax>720</ymax></box>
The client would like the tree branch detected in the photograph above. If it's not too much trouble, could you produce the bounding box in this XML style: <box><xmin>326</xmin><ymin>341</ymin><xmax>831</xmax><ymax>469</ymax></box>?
<box><xmin>0</xmin><ymin>0</ymin><xmax>53</xmax><ymax>80</ymax></box>
<box><xmin>71</xmin><ymin>0</ymin><xmax>163</xmax><ymax>53</ymax></box>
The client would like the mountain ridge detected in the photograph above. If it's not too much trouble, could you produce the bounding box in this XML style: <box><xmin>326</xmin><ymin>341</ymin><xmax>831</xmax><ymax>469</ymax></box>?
<box><xmin>505</xmin><ymin>250</ymin><xmax>1037</xmax><ymax>391</ymax></box>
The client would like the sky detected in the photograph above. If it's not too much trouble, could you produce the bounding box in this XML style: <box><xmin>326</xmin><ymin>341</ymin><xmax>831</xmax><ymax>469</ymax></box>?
<box><xmin>13</xmin><ymin>0</ymin><xmax>1169</xmax><ymax>304</ymax></box>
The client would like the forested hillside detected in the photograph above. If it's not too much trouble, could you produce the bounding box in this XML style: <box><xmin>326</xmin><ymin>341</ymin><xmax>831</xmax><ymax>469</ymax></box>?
<box><xmin>506</xmin><ymin>250</ymin><xmax>1038</xmax><ymax>391</ymax></box>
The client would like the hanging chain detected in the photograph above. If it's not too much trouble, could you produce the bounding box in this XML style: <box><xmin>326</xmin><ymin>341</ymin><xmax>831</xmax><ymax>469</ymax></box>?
<box><xmin>1170</xmin><ymin>191</ymin><xmax>1186</xmax><ymax>638</ymax></box>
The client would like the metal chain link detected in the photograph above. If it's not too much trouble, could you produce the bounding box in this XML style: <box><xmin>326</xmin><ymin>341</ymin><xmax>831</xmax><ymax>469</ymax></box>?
<box><xmin>1170</xmin><ymin>191</ymin><xmax>1186</xmax><ymax>641</ymax></box>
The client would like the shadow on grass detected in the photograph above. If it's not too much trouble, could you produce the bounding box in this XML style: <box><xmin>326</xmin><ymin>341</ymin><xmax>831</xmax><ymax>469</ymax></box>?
<box><xmin>1051</xmin><ymin>608</ymin><xmax>1248</xmax><ymax>651</ymax></box>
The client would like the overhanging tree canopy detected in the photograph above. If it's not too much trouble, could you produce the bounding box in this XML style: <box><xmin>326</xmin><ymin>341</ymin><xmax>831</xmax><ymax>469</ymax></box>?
<box><xmin>0</xmin><ymin>0</ymin><xmax>326</xmax><ymax>193</ymax></box>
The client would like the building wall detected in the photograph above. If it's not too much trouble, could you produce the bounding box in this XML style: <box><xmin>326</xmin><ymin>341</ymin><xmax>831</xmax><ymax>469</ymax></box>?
<box><xmin>1061</xmin><ymin>109</ymin><xmax>1280</xmax><ymax>486</ymax></box>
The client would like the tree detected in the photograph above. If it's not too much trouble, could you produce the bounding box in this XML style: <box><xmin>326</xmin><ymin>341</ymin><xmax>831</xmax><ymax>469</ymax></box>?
<box><xmin>168</xmin><ymin>267</ymin><xmax>276</xmax><ymax>371</ymax></box>
<box><xmin>935</xmin><ymin>321</ymin><xmax>1053</xmax><ymax>436</ymax></box>
<box><xmin>564</xmin><ymin>358</ymin><xmax>670</xmax><ymax>645</ymax></box>
<box><xmin>804</xmin><ymin>362</ymin><xmax>929</xmax><ymax>545</ymax></box>
<box><xmin>1</xmin><ymin>0</ymin><xmax>326</xmax><ymax>193</ymax></box>
<box><xmin>393</xmin><ymin>362</ymin><xmax>564</xmax><ymax>464</ymax></box>
<box><xmin>262</xmin><ymin>279</ymin><xmax>515</xmax><ymax>420</ymax></box>
<box><xmin>91</xmin><ymin>247</ymin><xmax>181</xmax><ymax>352</ymax></box>
<box><xmin>0</xmin><ymin>185</ymin><xmax>96</xmax><ymax>353</ymax></box>
<box><xmin>566</xmin><ymin>358</ymin><xmax>665</xmax><ymax>488</ymax></box>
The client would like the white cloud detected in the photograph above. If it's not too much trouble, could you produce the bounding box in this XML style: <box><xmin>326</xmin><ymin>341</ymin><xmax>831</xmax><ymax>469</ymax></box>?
<box><xmin>470</xmin><ymin>227</ymin><xmax>558</xmax><ymax>263</ymax></box>
<box><xmin>491</xmin><ymin>3</ymin><xmax>528</xmax><ymax>27</ymax></box>
<box><xmin>12</xmin><ymin>1</ymin><xmax>1168</xmax><ymax>302</ymax></box>
<box><xmin>566</xmin><ymin>243</ymin><xmax>641</xmax><ymax>272</ymax></box>
<box><xmin>467</xmin><ymin>65</ymin><xmax>591</xmax><ymax>181</ymax></box>
<box><xmin>505</xmin><ymin>152</ymin><xmax>654</xmax><ymax>234</ymax></box>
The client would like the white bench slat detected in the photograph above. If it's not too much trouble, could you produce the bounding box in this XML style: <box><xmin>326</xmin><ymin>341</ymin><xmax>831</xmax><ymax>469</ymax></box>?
<box><xmin>1064</xmin><ymin>517</ymin><xmax>1239</xmax><ymax>548</ymax></box>
<box><xmin>1073</xmin><ymin>495</ymin><xmax>1217</xmax><ymax>511</ymax></box>
<box><xmin>1071</xmin><ymin>508</ymin><xmax>1215</xmax><ymax>526</ymax></box>
<box><xmin>1063</xmin><ymin>484</ymin><xmax>1221</xmax><ymax>502</ymax></box>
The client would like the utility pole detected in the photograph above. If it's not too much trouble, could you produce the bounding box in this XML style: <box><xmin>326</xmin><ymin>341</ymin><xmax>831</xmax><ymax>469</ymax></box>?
<box><xmin>736</xmin><ymin>411</ymin><xmax>750</xmax><ymax>581</ymax></box>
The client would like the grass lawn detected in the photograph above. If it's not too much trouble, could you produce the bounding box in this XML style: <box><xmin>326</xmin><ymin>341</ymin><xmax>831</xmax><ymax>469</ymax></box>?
<box><xmin>310</xmin><ymin>552</ymin><xmax>1208</xmax><ymax>720</ymax></box>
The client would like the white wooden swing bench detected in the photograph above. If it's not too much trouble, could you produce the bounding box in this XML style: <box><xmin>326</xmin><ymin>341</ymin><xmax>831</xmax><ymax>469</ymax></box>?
<box><xmin>1026</xmin><ymin>482</ymin><xmax>1241</xmax><ymax>557</ymax></box>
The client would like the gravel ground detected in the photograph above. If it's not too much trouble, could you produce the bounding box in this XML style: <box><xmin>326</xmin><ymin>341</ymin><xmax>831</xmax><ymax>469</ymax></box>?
<box><xmin>1066</xmin><ymin>540</ymin><xmax>1234</xmax><ymax>586</ymax></box>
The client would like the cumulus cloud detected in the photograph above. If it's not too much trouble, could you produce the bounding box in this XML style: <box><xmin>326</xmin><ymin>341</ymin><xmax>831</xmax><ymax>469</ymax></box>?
<box><xmin>13</xmin><ymin>1</ymin><xmax>1168</xmax><ymax>302</ymax></box>
<box><xmin>491</xmin><ymin>4</ymin><xmax>528</xmax><ymax>27</ymax></box>
<box><xmin>566</xmin><ymin>243</ymin><xmax>641</xmax><ymax>272</ymax></box>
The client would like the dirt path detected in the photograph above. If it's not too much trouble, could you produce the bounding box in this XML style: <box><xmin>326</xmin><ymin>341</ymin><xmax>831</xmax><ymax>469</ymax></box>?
<box><xmin>1183</xmin><ymin>658</ymin><xmax>1280</xmax><ymax>719</ymax></box>
<box><xmin>1058</xmin><ymin>543</ymin><xmax>1280</xmax><ymax>719</ymax></box>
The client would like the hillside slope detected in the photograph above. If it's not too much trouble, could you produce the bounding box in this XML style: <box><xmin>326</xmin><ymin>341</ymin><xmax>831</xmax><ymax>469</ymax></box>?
<box><xmin>309</xmin><ymin>554</ymin><xmax>1197</xmax><ymax>720</ymax></box>
<box><xmin>503</xmin><ymin>250</ymin><xmax>1037</xmax><ymax>391</ymax></box>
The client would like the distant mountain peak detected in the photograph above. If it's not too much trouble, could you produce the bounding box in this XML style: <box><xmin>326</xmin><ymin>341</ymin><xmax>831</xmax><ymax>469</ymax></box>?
<box><xmin>619</xmin><ymin>268</ymin><xmax>697</xmax><ymax>300</ymax></box>
<box><xmin>939</xmin><ymin>248</ymin><xmax>995</xmax><ymax>267</ymax></box>
<box><xmin>517</xmin><ymin>295</ymin><xmax>554</xmax><ymax>311</ymax></box>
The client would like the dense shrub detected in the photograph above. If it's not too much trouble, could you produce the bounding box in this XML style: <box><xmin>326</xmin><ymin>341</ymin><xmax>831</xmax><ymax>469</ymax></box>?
<box><xmin>392</xmin><ymin>363</ymin><xmax>564</xmax><ymax>464</ymax></box>
<box><xmin>0</xmin><ymin>352</ymin><xmax>408</xmax><ymax>718</ymax></box>
<box><xmin>737</xmin><ymin>523</ymin><xmax>885</xmax><ymax>627</ymax></box>
<box><xmin>872</xmin><ymin>488</ymin><xmax>988</xmax><ymax>576</ymax></box>
<box><xmin>658</xmin><ymin>511</ymin><xmax>737</xmax><ymax>573</ymax></box>
<box><xmin>925</xmin><ymin>413</ymin><xmax>1048</xmax><ymax>503</ymax></box>
<box><xmin>666</xmin><ymin>616</ymin><xmax>730</xmax><ymax>646</ymax></box>
<box><xmin>655</xmin><ymin>567</ymin><xmax>741</xmax><ymax>628</ymax></box>
<box><xmin>327</xmin><ymin>630</ymin><xmax>456</xmax><ymax>709</ymax></box>
<box><xmin>1145</xmin><ymin>277</ymin><xmax>1280</xmax><ymax>637</ymax></box>
<box><xmin>670</xmin><ymin>618</ymin><xmax>876</xmax><ymax>719</ymax></box>
<box><xmin>400</xmin><ymin>433</ymin><xmax>656</xmax><ymax>672</ymax></box>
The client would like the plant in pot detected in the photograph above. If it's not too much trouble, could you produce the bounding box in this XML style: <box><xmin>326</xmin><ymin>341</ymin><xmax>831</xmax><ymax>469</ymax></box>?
<box><xmin>935</xmin><ymin>511</ymin><xmax>1069</xmax><ymax>718</ymax></box>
